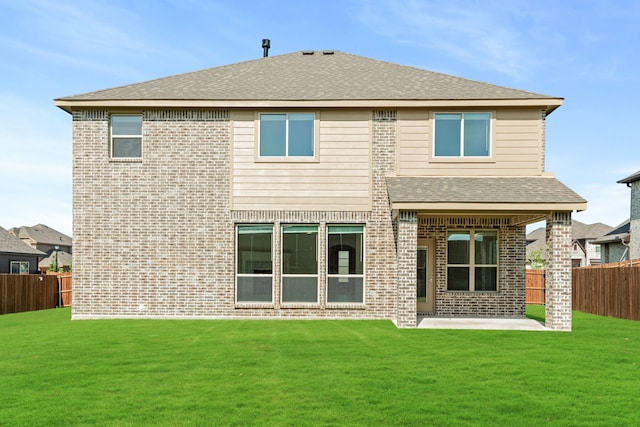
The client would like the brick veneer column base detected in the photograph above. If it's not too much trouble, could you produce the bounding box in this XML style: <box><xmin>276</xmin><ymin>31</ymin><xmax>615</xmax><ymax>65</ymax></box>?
<box><xmin>545</xmin><ymin>212</ymin><xmax>572</xmax><ymax>331</ymax></box>
<box><xmin>396</xmin><ymin>211</ymin><xmax>417</xmax><ymax>328</ymax></box>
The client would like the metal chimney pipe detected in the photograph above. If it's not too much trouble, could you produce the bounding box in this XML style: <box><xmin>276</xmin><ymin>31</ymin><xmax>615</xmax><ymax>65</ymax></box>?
<box><xmin>262</xmin><ymin>39</ymin><xmax>270</xmax><ymax>57</ymax></box>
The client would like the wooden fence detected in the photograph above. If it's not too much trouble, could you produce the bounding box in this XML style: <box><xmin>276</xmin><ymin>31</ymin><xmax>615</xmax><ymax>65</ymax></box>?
<box><xmin>0</xmin><ymin>274</ymin><xmax>59</xmax><ymax>315</ymax></box>
<box><xmin>526</xmin><ymin>270</ymin><xmax>545</xmax><ymax>304</ymax></box>
<box><xmin>573</xmin><ymin>265</ymin><xmax>640</xmax><ymax>321</ymax></box>
<box><xmin>59</xmin><ymin>273</ymin><xmax>72</xmax><ymax>307</ymax></box>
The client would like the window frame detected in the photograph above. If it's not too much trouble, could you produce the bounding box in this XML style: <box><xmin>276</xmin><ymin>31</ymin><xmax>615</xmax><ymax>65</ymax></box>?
<box><xmin>255</xmin><ymin>112</ymin><xmax>320</xmax><ymax>162</ymax></box>
<box><xmin>326</xmin><ymin>225</ymin><xmax>366</xmax><ymax>304</ymax></box>
<box><xmin>110</xmin><ymin>114</ymin><xmax>143</xmax><ymax>160</ymax></box>
<box><xmin>446</xmin><ymin>229</ymin><xmax>498</xmax><ymax>292</ymax></box>
<box><xmin>10</xmin><ymin>261</ymin><xmax>30</xmax><ymax>274</ymax></box>
<box><xmin>235</xmin><ymin>224</ymin><xmax>274</xmax><ymax>304</ymax></box>
<box><xmin>281</xmin><ymin>224</ymin><xmax>319</xmax><ymax>304</ymax></box>
<box><xmin>432</xmin><ymin>112</ymin><xmax>494</xmax><ymax>160</ymax></box>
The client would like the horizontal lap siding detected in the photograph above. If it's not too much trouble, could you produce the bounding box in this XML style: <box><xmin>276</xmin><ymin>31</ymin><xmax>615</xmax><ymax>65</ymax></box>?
<box><xmin>396</xmin><ymin>109</ymin><xmax>543</xmax><ymax>176</ymax></box>
<box><xmin>232</xmin><ymin>111</ymin><xmax>371</xmax><ymax>211</ymax></box>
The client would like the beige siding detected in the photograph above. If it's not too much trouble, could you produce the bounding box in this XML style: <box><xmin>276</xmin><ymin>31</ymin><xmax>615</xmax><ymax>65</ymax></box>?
<box><xmin>232</xmin><ymin>110</ymin><xmax>371</xmax><ymax>211</ymax></box>
<box><xmin>397</xmin><ymin>109</ymin><xmax>544</xmax><ymax>176</ymax></box>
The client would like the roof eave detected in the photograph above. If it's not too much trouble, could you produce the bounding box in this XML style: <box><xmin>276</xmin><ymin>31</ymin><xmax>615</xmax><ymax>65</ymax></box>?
<box><xmin>389</xmin><ymin>201</ymin><xmax>587</xmax><ymax>212</ymax></box>
<box><xmin>53</xmin><ymin>98</ymin><xmax>564</xmax><ymax>114</ymax></box>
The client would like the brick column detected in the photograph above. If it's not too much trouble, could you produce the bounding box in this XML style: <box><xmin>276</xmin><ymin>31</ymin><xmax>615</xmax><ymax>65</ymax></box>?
<box><xmin>396</xmin><ymin>211</ymin><xmax>417</xmax><ymax>328</ymax></box>
<box><xmin>545</xmin><ymin>212</ymin><xmax>572</xmax><ymax>331</ymax></box>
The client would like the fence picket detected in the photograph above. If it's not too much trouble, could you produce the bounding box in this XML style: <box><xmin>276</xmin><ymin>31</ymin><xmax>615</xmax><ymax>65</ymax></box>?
<box><xmin>0</xmin><ymin>275</ymin><xmax>63</xmax><ymax>315</ymax></box>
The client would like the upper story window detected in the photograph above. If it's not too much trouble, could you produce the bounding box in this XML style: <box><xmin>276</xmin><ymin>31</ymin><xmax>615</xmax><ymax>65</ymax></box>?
<box><xmin>434</xmin><ymin>113</ymin><xmax>491</xmax><ymax>157</ymax></box>
<box><xmin>111</xmin><ymin>115</ymin><xmax>142</xmax><ymax>158</ymax></box>
<box><xmin>259</xmin><ymin>113</ymin><xmax>315</xmax><ymax>158</ymax></box>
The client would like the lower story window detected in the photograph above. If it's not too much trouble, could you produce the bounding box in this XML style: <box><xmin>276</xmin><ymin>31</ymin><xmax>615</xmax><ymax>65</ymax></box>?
<box><xmin>282</xmin><ymin>225</ymin><xmax>318</xmax><ymax>303</ymax></box>
<box><xmin>236</xmin><ymin>225</ymin><xmax>273</xmax><ymax>302</ymax></box>
<box><xmin>327</xmin><ymin>225</ymin><xmax>364</xmax><ymax>303</ymax></box>
<box><xmin>10</xmin><ymin>261</ymin><xmax>29</xmax><ymax>274</ymax></box>
<box><xmin>447</xmin><ymin>230</ymin><xmax>497</xmax><ymax>291</ymax></box>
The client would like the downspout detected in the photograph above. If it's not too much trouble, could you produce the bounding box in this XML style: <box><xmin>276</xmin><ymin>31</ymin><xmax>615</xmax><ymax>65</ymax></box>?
<box><xmin>621</xmin><ymin>237</ymin><xmax>632</xmax><ymax>266</ymax></box>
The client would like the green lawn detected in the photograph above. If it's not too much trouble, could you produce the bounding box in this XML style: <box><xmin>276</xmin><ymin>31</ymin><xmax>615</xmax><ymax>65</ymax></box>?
<box><xmin>1</xmin><ymin>307</ymin><xmax>639</xmax><ymax>426</ymax></box>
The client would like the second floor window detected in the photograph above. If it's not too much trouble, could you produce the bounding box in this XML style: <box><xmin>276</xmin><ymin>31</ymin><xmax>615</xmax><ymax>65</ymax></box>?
<box><xmin>259</xmin><ymin>113</ymin><xmax>315</xmax><ymax>157</ymax></box>
<box><xmin>434</xmin><ymin>113</ymin><xmax>491</xmax><ymax>157</ymax></box>
<box><xmin>111</xmin><ymin>115</ymin><xmax>142</xmax><ymax>158</ymax></box>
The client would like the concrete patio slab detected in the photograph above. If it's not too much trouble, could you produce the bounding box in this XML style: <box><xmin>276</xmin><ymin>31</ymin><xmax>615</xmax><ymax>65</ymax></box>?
<box><xmin>416</xmin><ymin>317</ymin><xmax>548</xmax><ymax>331</ymax></box>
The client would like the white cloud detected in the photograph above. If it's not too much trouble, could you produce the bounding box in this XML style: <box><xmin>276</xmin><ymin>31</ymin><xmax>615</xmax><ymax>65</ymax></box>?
<box><xmin>352</xmin><ymin>0</ymin><xmax>548</xmax><ymax>80</ymax></box>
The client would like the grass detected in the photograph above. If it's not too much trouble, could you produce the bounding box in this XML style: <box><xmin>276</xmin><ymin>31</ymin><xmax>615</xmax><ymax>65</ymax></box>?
<box><xmin>1</xmin><ymin>307</ymin><xmax>639</xmax><ymax>426</ymax></box>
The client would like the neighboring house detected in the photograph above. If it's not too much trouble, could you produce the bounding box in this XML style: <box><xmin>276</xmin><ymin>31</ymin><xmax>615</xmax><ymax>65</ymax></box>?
<box><xmin>0</xmin><ymin>226</ymin><xmax>45</xmax><ymax>274</ymax></box>
<box><xmin>54</xmin><ymin>49</ymin><xmax>586</xmax><ymax>330</ymax></box>
<box><xmin>618</xmin><ymin>171</ymin><xmax>640</xmax><ymax>260</ymax></box>
<box><xmin>591</xmin><ymin>220</ymin><xmax>630</xmax><ymax>264</ymax></box>
<box><xmin>526</xmin><ymin>220</ymin><xmax>612</xmax><ymax>268</ymax></box>
<box><xmin>10</xmin><ymin>224</ymin><xmax>72</xmax><ymax>272</ymax></box>
<box><xmin>591</xmin><ymin>170</ymin><xmax>640</xmax><ymax>263</ymax></box>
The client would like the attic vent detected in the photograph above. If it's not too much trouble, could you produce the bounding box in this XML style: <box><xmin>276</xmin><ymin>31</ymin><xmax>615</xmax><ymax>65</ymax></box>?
<box><xmin>322</xmin><ymin>50</ymin><xmax>334</xmax><ymax>55</ymax></box>
<box><xmin>302</xmin><ymin>51</ymin><xmax>315</xmax><ymax>55</ymax></box>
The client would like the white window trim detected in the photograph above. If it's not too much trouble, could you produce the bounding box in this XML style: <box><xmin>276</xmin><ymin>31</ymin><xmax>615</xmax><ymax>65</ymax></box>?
<box><xmin>254</xmin><ymin>111</ymin><xmax>320</xmax><ymax>163</ymax></box>
<box><xmin>280</xmin><ymin>225</ymin><xmax>319</xmax><ymax>305</ymax></box>
<box><xmin>326</xmin><ymin>225</ymin><xmax>366</xmax><ymax>305</ymax></box>
<box><xmin>10</xmin><ymin>261</ymin><xmax>29</xmax><ymax>274</ymax></box>
<box><xmin>110</xmin><ymin>114</ymin><xmax>143</xmax><ymax>161</ymax></box>
<box><xmin>235</xmin><ymin>224</ymin><xmax>274</xmax><ymax>305</ymax></box>
<box><xmin>446</xmin><ymin>229</ymin><xmax>499</xmax><ymax>292</ymax></box>
<box><xmin>431</xmin><ymin>111</ymin><xmax>495</xmax><ymax>162</ymax></box>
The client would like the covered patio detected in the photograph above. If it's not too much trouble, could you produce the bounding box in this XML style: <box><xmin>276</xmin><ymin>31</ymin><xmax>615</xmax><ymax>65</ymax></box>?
<box><xmin>387</xmin><ymin>175</ymin><xmax>586</xmax><ymax>330</ymax></box>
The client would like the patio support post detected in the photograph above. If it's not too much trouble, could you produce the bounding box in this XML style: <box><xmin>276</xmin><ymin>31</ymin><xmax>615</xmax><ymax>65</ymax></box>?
<box><xmin>396</xmin><ymin>210</ymin><xmax>417</xmax><ymax>328</ymax></box>
<box><xmin>545</xmin><ymin>211</ymin><xmax>573</xmax><ymax>331</ymax></box>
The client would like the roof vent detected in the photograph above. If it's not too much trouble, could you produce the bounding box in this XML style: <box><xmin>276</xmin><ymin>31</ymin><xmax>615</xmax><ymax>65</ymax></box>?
<box><xmin>302</xmin><ymin>51</ymin><xmax>314</xmax><ymax>55</ymax></box>
<box><xmin>322</xmin><ymin>50</ymin><xmax>334</xmax><ymax>55</ymax></box>
<box><xmin>262</xmin><ymin>39</ymin><xmax>270</xmax><ymax>57</ymax></box>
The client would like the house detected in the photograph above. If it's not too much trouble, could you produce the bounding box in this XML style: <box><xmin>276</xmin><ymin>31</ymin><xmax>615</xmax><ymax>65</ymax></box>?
<box><xmin>526</xmin><ymin>220</ymin><xmax>612</xmax><ymax>268</ymax></box>
<box><xmin>591</xmin><ymin>170</ymin><xmax>640</xmax><ymax>264</ymax></box>
<box><xmin>591</xmin><ymin>220</ymin><xmax>630</xmax><ymax>264</ymax></box>
<box><xmin>618</xmin><ymin>171</ymin><xmax>640</xmax><ymax>260</ymax></box>
<box><xmin>10</xmin><ymin>224</ymin><xmax>72</xmax><ymax>272</ymax></box>
<box><xmin>54</xmin><ymin>49</ymin><xmax>586</xmax><ymax>329</ymax></box>
<box><xmin>0</xmin><ymin>226</ymin><xmax>45</xmax><ymax>274</ymax></box>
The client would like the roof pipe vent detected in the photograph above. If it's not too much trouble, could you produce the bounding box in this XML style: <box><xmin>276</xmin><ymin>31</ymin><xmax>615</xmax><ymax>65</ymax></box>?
<box><xmin>262</xmin><ymin>39</ymin><xmax>270</xmax><ymax>57</ymax></box>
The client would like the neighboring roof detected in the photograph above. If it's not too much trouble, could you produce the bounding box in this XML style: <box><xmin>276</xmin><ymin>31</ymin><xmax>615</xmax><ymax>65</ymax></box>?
<box><xmin>526</xmin><ymin>220</ymin><xmax>614</xmax><ymax>259</ymax></box>
<box><xmin>571</xmin><ymin>221</ymin><xmax>614</xmax><ymax>240</ymax></box>
<box><xmin>386</xmin><ymin>176</ymin><xmax>586</xmax><ymax>211</ymax></box>
<box><xmin>10</xmin><ymin>224</ymin><xmax>72</xmax><ymax>247</ymax></box>
<box><xmin>591</xmin><ymin>220</ymin><xmax>630</xmax><ymax>245</ymax></box>
<box><xmin>526</xmin><ymin>220</ymin><xmax>614</xmax><ymax>244</ymax></box>
<box><xmin>55</xmin><ymin>51</ymin><xmax>563</xmax><ymax>112</ymax></box>
<box><xmin>618</xmin><ymin>170</ymin><xmax>640</xmax><ymax>184</ymax></box>
<box><xmin>39</xmin><ymin>250</ymin><xmax>72</xmax><ymax>269</ymax></box>
<box><xmin>0</xmin><ymin>226</ymin><xmax>45</xmax><ymax>256</ymax></box>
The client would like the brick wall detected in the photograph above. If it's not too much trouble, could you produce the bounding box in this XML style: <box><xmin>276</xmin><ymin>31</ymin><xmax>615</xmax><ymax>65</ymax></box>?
<box><xmin>417</xmin><ymin>216</ymin><xmax>526</xmax><ymax>317</ymax></box>
<box><xmin>72</xmin><ymin>109</ymin><xmax>233</xmax><ymax>318</ymax></box>
<box><xmin>72</xmin><ymin>108</ymin><xmax>400</xmax><ymax>321</ymax></box>
<box><xmin>545</xmin><ymin>212</ymin><xmax>573</xmax><ymax>331</ymax></box>
<box><xmin>396</xmin><ymin>211</ymin><xmax>417</xmax><ymax>327</ymax></box>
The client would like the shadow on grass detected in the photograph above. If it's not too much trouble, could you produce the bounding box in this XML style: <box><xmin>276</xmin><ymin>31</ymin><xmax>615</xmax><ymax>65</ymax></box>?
<box><xmin>526</xmin><ymin>304</ymin><xmax>546</xmax><ymax>322</ymax></box>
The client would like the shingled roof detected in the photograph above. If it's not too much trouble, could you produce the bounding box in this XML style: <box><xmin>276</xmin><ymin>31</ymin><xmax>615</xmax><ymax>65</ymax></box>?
<box><xmin>386</xmin><ymin>176</ymin><xmax>586</xmax><ymax>211</ymax></box>
<box><xmin>618</xmin><ymin>170</ymin><xmax>640</xmax><ymax>184</ymax></box>
<box><xmin>55</xmin><ymin>51</ymin><xmax>562</xmax><ymax>112</ymax></box>
<box><xmin>0</xmin><ymin>226</ymin><xmax>45</xmax><ymax>256</ymax></box>
<box><xmin>10</xmin><ymin>224</ymin><xmax>72</xmax><ymax>247</ymax></box>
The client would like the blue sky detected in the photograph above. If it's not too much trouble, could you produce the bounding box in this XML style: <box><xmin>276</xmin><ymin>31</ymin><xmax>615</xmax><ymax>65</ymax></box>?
<box><xmin>1</xmin><ymin>0</ymin><xmax>639</xmax><ymax>237</ymax></box>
